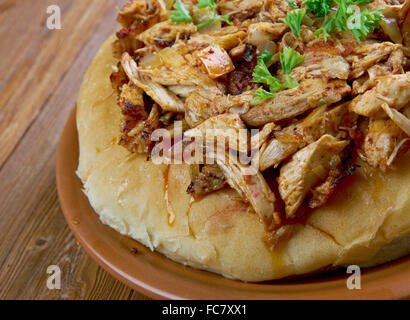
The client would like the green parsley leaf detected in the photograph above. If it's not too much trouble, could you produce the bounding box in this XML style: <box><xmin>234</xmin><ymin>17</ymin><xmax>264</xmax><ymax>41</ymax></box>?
<box><xmin>196</xmin><ymin>15</ymin><xmax>233</xmax><ymax>28</ymax></box>
<box><xmin>282</xmin><ymin>75</ymin><xmax>300</xmax><ymax>89</ymax></box>
<box><xmin>197</xmin><ymin>0</ymin><xmax>216</xmax><ymax>9</ymax></box>
<box><xmin>253</xmin><ymin>88</ymin><xmax>275</xmax><ymax>104</ymax></box>
<box><xmin>304</xmin><ymin>0</ymin><xmax>334</xmax><ymax>18</ymax></box>
<box><xmin>258</xmin><ymin>50</ymin><xmax>274</xmax><ymax>64</ymax></box>
<box><xmin>314</xmin><ymin>0</ymin><xmax>382</xmax><ymax>41</ymax></box>
<box><xmin>253</xmin><ymin>58</ymin><xmax>284</xmax><ymax>92</ymax></box>
<box><xmin>170</xmin><ymin>0</ymin><xmax>193</xmax><ymax>23</ymax></box>
<box><xmin>195</xmin><ymin>0</ymin><xmax>233</xmax><ymax>28</ymax></box>
<box><xmin>252</xmin><ymin>51</ymin><xmax>301</xmax><ymax>101</ymax></box>
<box><xmin>283</xmin><ymin>9</ymin><xmax>306</xmax><ymax>38</ymax></box>
<box><xmin>280</xmin><ymin>47</ymin><xmax>305</xmax><ymax>75</ymax></box>
<box><xmin>287</xmin><ymin>0</ymin><xmax>297</xmax><ymax>8</ymax></box>
<box><xmin>350</xmin><ymin>9</ymin><xmax>383</xmax><ymax>41</ymax></box>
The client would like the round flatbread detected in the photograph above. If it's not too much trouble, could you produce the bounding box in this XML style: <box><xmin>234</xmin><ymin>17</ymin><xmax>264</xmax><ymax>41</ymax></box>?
<box><xmin>76</xmin><ymin>35</ymin><xmax>410</xmax><ymax>281</ymax></box>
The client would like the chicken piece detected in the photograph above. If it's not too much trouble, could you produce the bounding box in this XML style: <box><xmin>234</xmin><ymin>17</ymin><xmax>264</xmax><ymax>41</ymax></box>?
<box><xmin>368</xmin><ymin>0</ymin><xmax>408</xmax><ymax>21</ymax></box>
<box><xmin>122</xmin><ymin>53</ymin><xmax>185</xmax><ymax>112</ymax></box>
<box><xmin>187</xmin><ymin>165</ymin><xmax>227</xmax><ymax>198</ymax></box>
<box><xmin>138</xmin><ymin>41</ymin><xmax>222</xmax><ymax>93</ymax></box>
<box><xmin>382</xmin><ymin>104</ymin><xmax>410</xmax><ymax>136</ymax></box>
<box><xmin>278</xmin><ymin>135</ymin><xmax>349</xmax><ymax>218</ymax></box>
<box><xmin>210</xmin><ymin>151</ymin><xmax>277</xmax><ymax>225</ymax></box>
<box><xmin>349</xmin><ymin>73</ymin><xmax>410</xmax><ymax>117</ymax></box>
<box><xmin>218</xmin><ymin>0</ymin><xmax>265</xmax><ymax>23</ymax></box>
<box><xmin>402</xmin><ymin>0</ymin><xmax>410</xmax><ymax>48</ymax></box>
<box><xmin>141</xmin><ymin>62</ymin><xmax>221</xmax><ymax>92</ymax></box>
<box><xmin>362</xmin><ymin>117</ymin><xmax>410</xmax><ymax>172</ymax></box>
<box><xmin>184</xmin><ymin>90</ymin><xmax>254</xmax><ymax>127</ymax></box>
<box><xmin>308</xmin><ymin>164</ymin><xmax>356</xmax><ymax>209</ymax></box>
<box><xmin>352</xmin><ymin>48</ymin><xmax>405</xmax><ymax>95</ymax></box>
<box><xmin>184</xmin><ymin>113</ymin><xmax>249</xmax><ymax>152</ymax></box>
<box><xmin>116</xmin><ymin>0</ymin><xmax>168</xmax><ymax>30</ymax></box>
<box><xmin>289</xmin><ymin>54</ymin><xmax>350</xmax><ymax>82</ymax></box>
<box><xmin>347</xmin><ymin>41</ymin><xmax>402</xmax><ymax>79</ymax></box>
<box><xmin>120</xmin><ymin>103</ymin><xmax>162</xmax><ymax>154</ymax></box>
<box><xmin>242</xmin><ymin>79</ymin><xmax>351</xmax><ymax>127</ymax></box>
<box><xmin>288</xmin><ymin>41</ymin><xmax>351</xmax><ymax>82</ymax></box>
<box><xmin>167</xmin><ymin>85</ymin><xmax>197</xmax><ymax>98</ymax></box>
<box><xmin>247</xmin><ymin>22</ymin><xmax>288</xmax><ymax>47</ymax></box>
<box><xmin>188</xmin><ymin>27</ymin><xmax>247</xmax><ymax>50</ymax></box>
<box><xmin>251</xmin><ymin>123</ymin><xmax>275</xmax><ymax>150</ymax></box>
<box><xmin>259</xmin><ymin>102</ymin><xmax>357</xmax><ymax>170</ymax></box>
<box><xmin>260</xmin><ymin>139</ymin><xmax>299</xmax><ymax>171</ymax></box>
<box><xmin>137</xmin><ymin>21</ymin><xmax>197</xmax><ymax>48</ymax></box>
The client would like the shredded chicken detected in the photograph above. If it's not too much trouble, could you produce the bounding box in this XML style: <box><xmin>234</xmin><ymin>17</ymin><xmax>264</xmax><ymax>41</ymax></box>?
<box><xmin>349</xmin><ymin>73</ymin><xmax>410</xmax><ymax>117</ymax></box>
<box><xmin>212</xmin><ymin>151</ymin><xmax>277</xmax><ymax>225</ymax></box>
<box><xmin>381</xmin><ymin>104</ymin><xmax>410</xmax><ymax>135</ymax></box>
<box><xmin>185</xmin><ymin>90</ymin><xmax>254</xmax><ymax>127</ymax></box>
<box><xmin>260</xmin><ymin>102</ymin><xmax>357</xmax><ymax>170</ymax></box>
<box><xmin>347</xmin><ymin>41</ymin><xmax>402</xmax><ymax>79</ymax></box>
<box><xmin>122</xmin><ymin>52</ymin><xmax>185</xmax><ymax>112</ymax></box>
<box><xmin>110</xmin><ymin>0</ymin><xmax>410</xmax><ymax>244</ymax></box>
<box><xmin>187</xmin><ymin>164</ymin><xmax>227</xmax><ymax>197</ymax></box>
<box><xmin>137</xmin><ymin>21</ymin><xmax>197</xmax><ymax>47</ymax></box>
<box><xmin>242</xmin><ymin>79</ymin><xmax>351</xmax><ymax>126</ymax></box>
<box><xmin>278</xmin><ymin>135</ymin><xmax>349</xmax><ymax>218</ymax></box>
<box><xmin>362</xmin><ymin>117</ymin><xmax>409</xmax><ymax>172</ymax></box>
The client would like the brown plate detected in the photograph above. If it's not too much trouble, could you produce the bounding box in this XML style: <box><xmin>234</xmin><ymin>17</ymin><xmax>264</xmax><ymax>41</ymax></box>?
<box><xmin>57</xmin><ymin>107</ymin><xmax>410</xmax><ymax>300</ymax></box>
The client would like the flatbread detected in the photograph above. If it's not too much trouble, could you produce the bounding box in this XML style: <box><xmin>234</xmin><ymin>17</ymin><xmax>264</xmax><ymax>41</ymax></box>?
<box><xmin>76</xmin><ymin>35</ymin><xmax>410</xmax><ymax>281</ymax></box>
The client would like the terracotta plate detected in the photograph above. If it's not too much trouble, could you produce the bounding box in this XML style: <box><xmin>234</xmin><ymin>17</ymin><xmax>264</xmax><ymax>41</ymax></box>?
<box><xmin>57</xmin><ymin>107</ymin><xmax>410</xmax><ymax>300</ymax></box>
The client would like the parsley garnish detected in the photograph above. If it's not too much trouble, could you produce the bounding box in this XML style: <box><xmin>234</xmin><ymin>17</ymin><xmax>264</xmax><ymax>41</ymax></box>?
<box><xmin>252</xmin><ymin>49</ymin><xmax>303</xmax><ymax>102</ymax></box>
<box><xmin>196</xmin><ymin>0</ymin><xmax>233</xmax><ymax>29</ymax></box>
<box><xmin>313</xmin><ymin>0</ymin><xmax>382</xmax><ymax>42</ymax></box>
<box><xmin>258</xmin><ymin>50</ymin><xmax>274</xmax><ymax>64</ymax></box>
<box><xmin>283</xmin><ymin>9</ymin><xmax>306</xmax><ymax>38</ymax></box>
<box><xmin>304</xmin><ymin>0</ymin><xmax>334</xmax><ymax>18</ymax></box>
<box><xmin>287</xmin><ymin>0</ymin><xmax>297</xmax><ymax>8</ymax></box>
<box><xmin>282</xmin><ymin>75</ymin><xmax>300</xmax><ymax>89</ymax></box>
<box><xmin>253</xmin><ymin>55</ymin><xmax>283</xmax><ymax>92</ymax></box>
<box><xmin>350</xmin><ymin>9</ymin><xmax>383</xmax><ymax>41</ymax></box>
<box><xmin>170</xmin><ymin>0</ymin><xmax>193</xmax><ymax>23</ymax></box>
<box><xmin>280</xmin><ymin>47</ymin><xmax>305</xmax><ymax>75</ymax></box>
<box><xmin>253</xmin><ymin>88</ymin><xmax>276</xmax><ymax>103</ymax></box>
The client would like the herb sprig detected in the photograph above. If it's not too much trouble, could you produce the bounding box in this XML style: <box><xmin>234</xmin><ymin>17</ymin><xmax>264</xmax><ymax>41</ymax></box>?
<box><xmin>170</xmin><ymin>0</ymin><xmax>233</xmax><ymax>28</ymax></box>
<box><xmin>252</xmin><ymin>48</ymin><xmax>305</xmax><ymax>103</ymax></box>
<box><xmin>305</xmin><ymin>0</ymin><xmax>334</xmax><ymax>18</ymax></box>
<box><xmin>196</xmin><ymin>0</ymin><xmax>233</xmax><ymax>29</ymax></box>
<box><xmin>310</xmin><ymin>0</ymin><xmax>382</xmax><ymax>42</ymax></box>
<box><xmin>350</xmin><ymin>8</ymin><xmax>383</xmax><ymax>41</ymax></box>
<box><xmin>283</xmin><ymin>9</ymin><xmax>306</xmax><ymax>38</ymax></box>
<box><xmin>280</xmin><ymin>47</ymin><xmax>305</xmax><ymax>75</ymax></box>
<box><xmin>170</xmin><ymin>0</ymin><xmax>193</xmax><ymax>23</ymax></box>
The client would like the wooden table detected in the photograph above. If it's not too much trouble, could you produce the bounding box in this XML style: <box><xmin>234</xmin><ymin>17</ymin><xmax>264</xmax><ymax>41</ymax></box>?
<box><xmin>0</xmin><ymin>0</ymin><xmax>149</xmax><ymax>300</ymax></box>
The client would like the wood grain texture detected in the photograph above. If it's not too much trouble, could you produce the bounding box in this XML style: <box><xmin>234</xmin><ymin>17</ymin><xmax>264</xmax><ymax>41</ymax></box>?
<box><xmin>0</xmin><ymin>0</ymin><xmax>150</xmax><ymax>300</ymax></box>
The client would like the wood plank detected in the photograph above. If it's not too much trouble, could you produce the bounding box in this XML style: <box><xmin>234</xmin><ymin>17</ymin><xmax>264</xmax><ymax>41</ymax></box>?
<box><xmin>0</xmin><ymin>0</ymin><xmax>119</xmax><ymax>168</ymax></box>
<box><xmin>0</xmin><ymin>0</ymin><xmax>148</xmax><ymax>299</ymax></box>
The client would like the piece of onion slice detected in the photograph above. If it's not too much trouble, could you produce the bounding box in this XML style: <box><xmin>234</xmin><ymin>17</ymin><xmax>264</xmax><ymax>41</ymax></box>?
<box><xmin>380</xmin><ymin>17</ymin><xmax>403</xmax><ymax>44</ymax></box>
<box><xmin>381</xmin><ymin>103</ymin><xmax>410</xmax><ymax>136</ymax></box>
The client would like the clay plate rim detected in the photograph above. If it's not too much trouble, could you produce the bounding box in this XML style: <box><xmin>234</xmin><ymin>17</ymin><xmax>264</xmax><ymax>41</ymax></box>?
<box><xmin>56</xmin><ymin>107</ymin><xmax>410</xmax><ymax>300</ymax></box>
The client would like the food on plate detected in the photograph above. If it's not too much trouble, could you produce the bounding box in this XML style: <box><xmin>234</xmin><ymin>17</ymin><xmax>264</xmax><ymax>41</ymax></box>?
<box><xmin>76</xmin><ymin>0</ymin><xmax>410</xmax><ymax>281</ymax></box>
